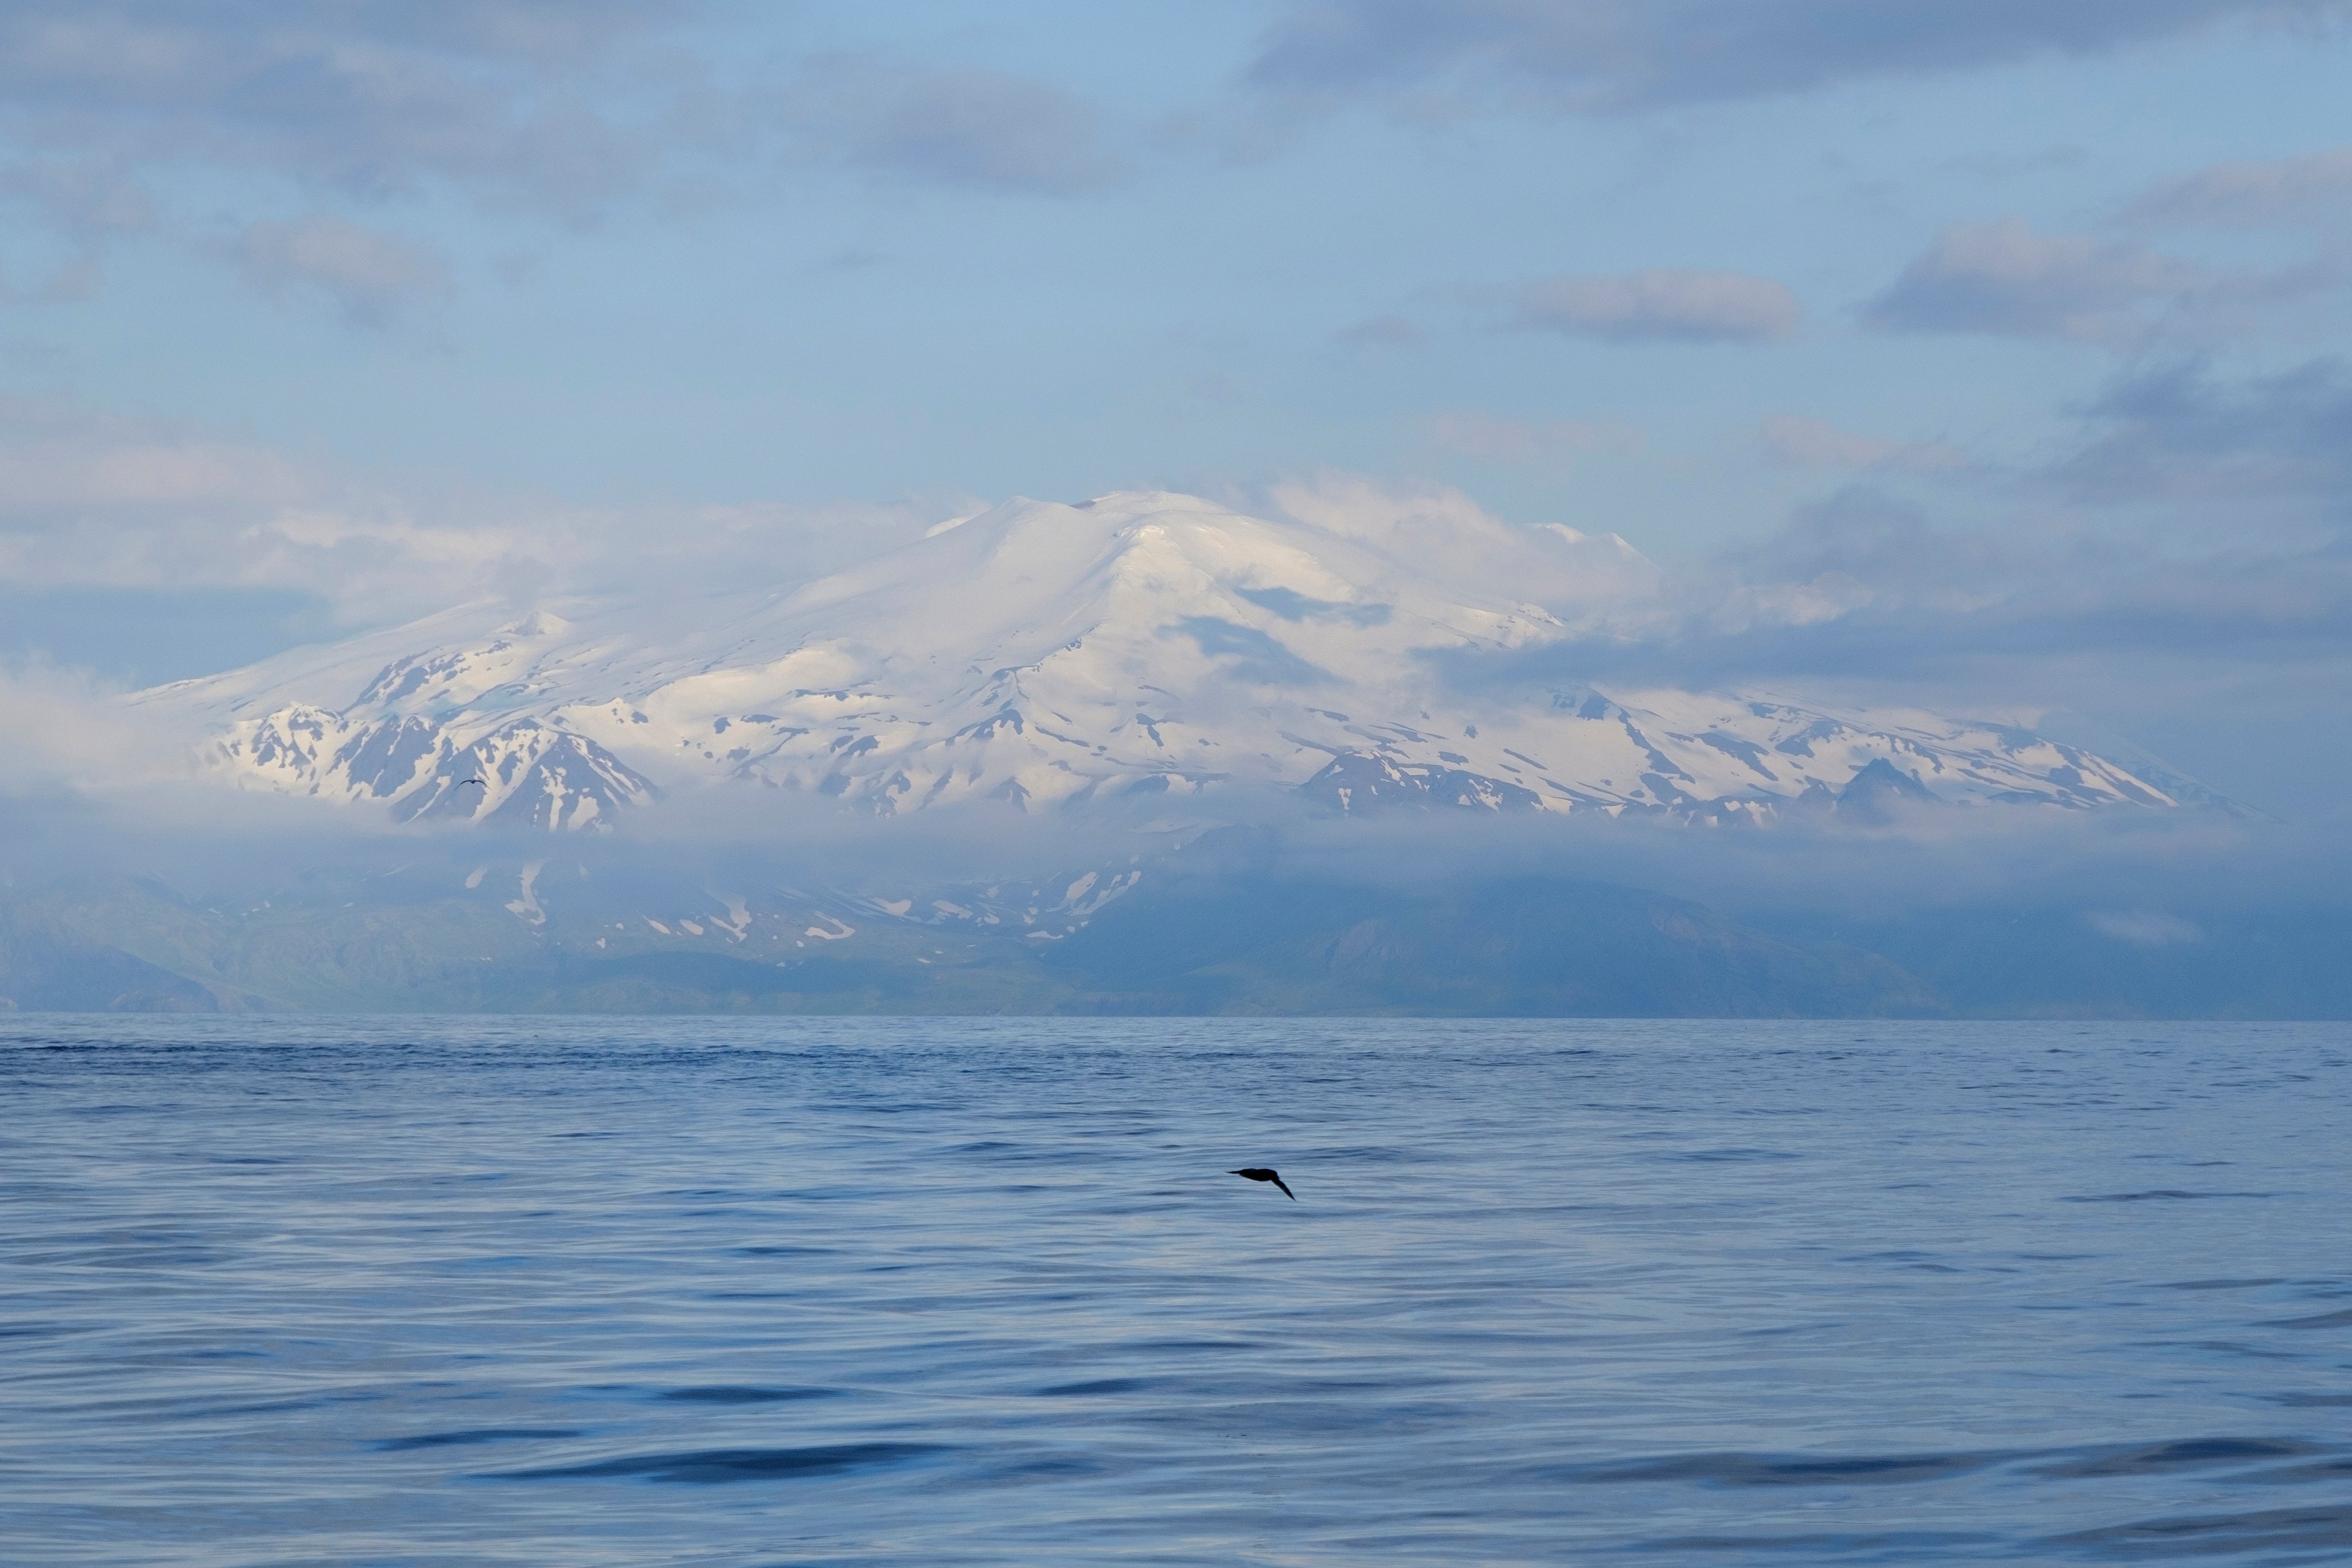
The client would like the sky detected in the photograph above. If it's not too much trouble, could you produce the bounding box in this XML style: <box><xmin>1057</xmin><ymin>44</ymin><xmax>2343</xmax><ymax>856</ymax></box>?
<box><xmin>3</xmin><ymin>1</ymin><xmax>2351</xmax><ymax>819</ymax></box>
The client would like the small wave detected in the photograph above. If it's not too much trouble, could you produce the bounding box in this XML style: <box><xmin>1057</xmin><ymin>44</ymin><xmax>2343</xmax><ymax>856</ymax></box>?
<box><xmin>1554</xmin><ymin>1447</ymin><xmax>2013</xmax><ymax>1488</ymax></box>
<box><xmin>2029</xmin><ymin>1437</ymin><xmax>2320</xmax><ymax>1478</ymax></box>
<box><xmin>2051</xmin><ymin>1503</ymin><xmax>2352</xmax><ymax>1554</ymax></box>
<box><xmin>726</xmin><ymin>1244</ymin><xmax>837</xmax><ymax>1257</ymax></box>
<box><xmin>376</xmin><ymin>1427</ymin><xmax>581</xmax><ymax>1452</ymax></box>
<box><xmin>1842</xmin><ymin>1252</ymin><xmax>1967</xmax><ymax>1272</ymax></box>
<box><xmin>1639</xmin><ymin>1529</ymin><xmax>1998</xmax><ymax>1556</ymax></box>
<box><xmin>2156</xmin><ymin>1277</ymin><xmax>2285</xmax><ymax>1291</ymax></box>
<box><xmin>489</xmin><ymin>1442</ymin><xmax>945</xmax><ymax>1485</ymax></box>
<box><xmin>2262</xmin><ymin>1308</ymin><xmax>2352</xmax><ymax>1329</ymax></box>
<box><xmin>1032</xmin><ymin>1377</ymin><xmax>1153</xmax><ymax>1396</ymax></box>
<box><xmin>2062</xmin><ymin>1190</ymin><xmax>2273</xmax><ymax>1203</ymax></box>
<box><xmin>1556</xmin><ymin>1434</ymin><xmax>2350</xmax><ymax>1495</ymax></box>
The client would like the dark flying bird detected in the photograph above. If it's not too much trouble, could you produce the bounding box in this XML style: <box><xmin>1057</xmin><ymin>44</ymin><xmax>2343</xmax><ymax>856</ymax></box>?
<box><xmin>460</xmin><ymin>777</ymin><xmax>488</xmax><ymax>786</ymax></box>
<box><xmin>1229</xmin><ymin>1167</ymin><xmax>1295</xmax><ymax>1200</ymax></box>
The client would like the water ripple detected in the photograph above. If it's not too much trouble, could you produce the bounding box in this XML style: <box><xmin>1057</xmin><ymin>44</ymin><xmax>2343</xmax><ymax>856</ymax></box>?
<box><xmin>491</xmin><ymin>1441</ymin><xmax>947</xmax><ymax>1484</ymax></box>
<box><xmin>4</xmin><ymin>1015</ymin><xmax>2350</xmax><ymax>1565</ymax></box>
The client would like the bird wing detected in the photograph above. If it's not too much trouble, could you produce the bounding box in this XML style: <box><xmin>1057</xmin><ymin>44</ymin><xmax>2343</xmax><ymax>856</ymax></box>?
<box><xmin>1272</xmin><ymin>1174</ymin><xmax>1295</xmax><ymax>1200</ymax></box>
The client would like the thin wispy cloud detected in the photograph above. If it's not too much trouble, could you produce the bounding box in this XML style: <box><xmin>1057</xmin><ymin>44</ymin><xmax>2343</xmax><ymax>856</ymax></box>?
<box><xmin>227</xmin><ymin>216</ymin><xmax>451</xmax><ymax>326</ymax></box>
<box><xmin>1</xmin><ymin>159</ymin><xmax>154</xmax><ymax>242</ymax></box>
<box><xmin>1334</xmin><ymin>313</ymin><xmax>1426</xmax><ymax>351</ymax></box>
<box><xmin>2125</xmin><ymin>145</ymin><xmax>2352</xmax><ymax>230</ymax></box>
<box><xmin>2049</xmin><ymin>357</ymin><xmax>2352</xmax><ymax>515</ymax></box>
<box><xmin>0</xmin><ymin>395</ymin><xmax>957</xmax><ymax>627</ymax></box>
<box><xmin>1759</xmin><ymin>416</ymin><xmax>1966</xmax><ymax>473</ymax></box>
<box><xmin>1248</xmin><ymin>0</ymin><xmax>2352</xmax><ymax>111</ymax></box>
<box><xmin>0</xmin><ymin>0</ymin><xmax>700</xmax><ymax>321</ymax></box>
<box><xmin>772</xmin><ymin>62</ymin><xmax>1129</xmax><ymax>197</ymax></box>
<box><xmin>1267</xmin><ymin>473</ymin><xmax>1660</xmax><ymax>609</ymax></box>
<box><xmin>1511</xmin><ymin>268</ymin><xmax>1800</xmax><ymax>342</ymax></box>
<box><xmin>1429</xmin><ymin>410</ymin><xmax>1644</xmax><ymax>467</ymax></box>
<box><xmin>1863</xmin><ymin>218</ymin><xmax>2206</xmax><ymax>344</ymax></box>
<box><xmin>2086</xmin><ymin>909</ymin><xmax>2205</xmax><ymax>945</ymax></box>
<box><xmin>0</xmin><ymin>1</ymin><xmax>684</xmax><ymax>211</ymax></box>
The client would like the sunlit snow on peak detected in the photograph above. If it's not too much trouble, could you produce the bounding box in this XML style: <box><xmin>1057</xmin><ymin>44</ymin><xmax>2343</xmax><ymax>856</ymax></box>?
<box><xmin>129</xmin><ymin>490</ymin><xmax>2210</xmax><ymax>830</ymax></box>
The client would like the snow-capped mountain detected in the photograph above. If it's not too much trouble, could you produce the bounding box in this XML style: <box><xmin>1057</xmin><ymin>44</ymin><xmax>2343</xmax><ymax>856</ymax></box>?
<box><xmin>131</xmin><ymin>490</ymin><xmax>2207</xmax><ymax>830</ymax></box>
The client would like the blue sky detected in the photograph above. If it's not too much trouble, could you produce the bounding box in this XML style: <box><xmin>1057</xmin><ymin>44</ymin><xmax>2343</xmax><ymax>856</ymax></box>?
<box><xmin>4</xmin><ymin>2</ymin><xmax>2351</xmax><ymax>815</ymax></box>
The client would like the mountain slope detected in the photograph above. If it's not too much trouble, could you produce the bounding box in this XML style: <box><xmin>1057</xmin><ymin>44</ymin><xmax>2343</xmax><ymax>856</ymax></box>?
<box><xmin>130</xmin><ymin>491</ymin><xmax>2198</xmax><ymax>829</ymax></box>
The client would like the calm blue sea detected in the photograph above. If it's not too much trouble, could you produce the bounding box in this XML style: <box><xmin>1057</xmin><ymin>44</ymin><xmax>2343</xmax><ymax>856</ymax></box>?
<box><xmin>4</xmin><ymin>1017</ymin><xmax>2350</xmax><ymax>1565</ymax></box>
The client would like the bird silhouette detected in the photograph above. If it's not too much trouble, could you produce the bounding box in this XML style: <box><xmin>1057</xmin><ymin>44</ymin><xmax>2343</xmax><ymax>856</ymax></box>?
<box><xmin>1229</xmin><ymin>1167</ymin><xmax>1295</xmax><ymax>1200</ymax></box>
<box><xmin>460</xmin><ymin>777</ymin><xmax>487</xmax><ymax>786</ymax></box>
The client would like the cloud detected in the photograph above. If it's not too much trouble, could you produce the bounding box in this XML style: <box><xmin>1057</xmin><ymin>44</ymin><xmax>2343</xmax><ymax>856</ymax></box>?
<box><xmin>1412</xmin><ymin>353</ymin><xmax>2352</xmax><ymax>825</ymax></box>
<box><xmin>1248</xmin><ymin>0</ymin><xmax>2352</xmax><ymax>112</ymax></box>
<box><xmin>1864</xmin><ymin>217</ymin><xmax>2209</xmax><ymax>343</ymax></box>
<box><xmin>2127</xmin><ymin>145</ymin><xmax>2352</xmax><ymax>229</ymax></box>
<box><xmin>0</xmin><ymin>157</ymin><xmax>153</xmax><ymax>240</ymax></box>
<box><xmin>1424</xmin><ymin>513</ymin><xmax>2352</xmax><ymax>822</ymax></box>
<box><xmin>1760</xmin><ymin>415</ymin><xmax>1965</xmax><ymax>472</ymax></box>
<box><xmin>1174</xmin><ymin>616</ymin><xmax>1330</xmax><ymax>684</ymax></box>
<box><xmin>0</xmin><ymin>156</ymin><xmax>157</xmax><ymax>298</ymax></box>
<box><xmin>2087</xmin><ymin>909</ymin><xmax>2205</xmax><ymax>944</ymax></box>
<box><xmin>1694</xmin><ymin>376</ymin><xmax>2352</xmax><ymax>674</ymax></box>
<box><xmin>0</xmin><ymin>659</ymin><xmax>150</xmax><ymax>794</ymax></box>
<box><xmin>774</xmin><ymin>63</ymin><xmax>1127</xmax><ymax>196</ymax></box>
<box><xmin>1429</xmin><ymin>410</ymin><xmax>1645</xmax><ymax>467</ymax></box>
<box><xmin>0</xmin><ymin>400</ymin><xmax>544</xmax><ymax>620</ymax></box>
<box><xmin>0</xmin><ymin>395</ymin><xmax>957</xmax><ymax>633</ymax></box>
<box><xmin>1334</xmin><ymin>313</ymin><xmax>1425</xmax><ymax>350</ymax></box>
<box><xmin>1267</xmin><ymin>471</ymin><xmax>1661</xmax><ymax>611</ymax></box>
<box><xmin>0</xmin><ymin>2</ymin><xmax>684</xmax><ymax>213</ymax></box>
<box><xmin>0</xmin><ymin>1</ymin><xmax>701</xmax><ymax>307</ymax></box>
<box><xmin>1713</xmin><ymin>487</ymin><xmax>2018</xmax><ymax>624</ymax></box>
<box><xmin>229</xmin><ymin>215</ymin><xmax>450</xmax><ymax>325</ymax></box>
<box><xmin>1512</xmin><ymin>268</ymin><xmax>1800</xmax><ymax>342</ymax></box>
<box><xmin>2049</xmin><ymin>357</ymin><xmax>2352</xmax><ymax>515</ymax></box>
<box><xmin>0</xmin><ymin>396</ymin><xmax>310</xmax><ymax>518</ymax></box>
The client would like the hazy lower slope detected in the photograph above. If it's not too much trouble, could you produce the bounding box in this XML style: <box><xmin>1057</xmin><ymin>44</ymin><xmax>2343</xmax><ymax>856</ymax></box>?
<box><xmin>8</xmin><ymin>842</ymin><xmax>2343</xmax><ymax>1018</ymax></box>
<box><xmin>0</xmin><ymin>863</ymin><xmax>1932</xmax><ymax>1018</ymax></box>
<box><xmin>0</xmin><ymin>900</ymin><xmax>240</xmax><ymax>1013</ymax></box>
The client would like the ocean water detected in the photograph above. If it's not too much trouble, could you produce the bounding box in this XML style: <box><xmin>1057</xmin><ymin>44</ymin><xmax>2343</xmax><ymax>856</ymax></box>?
<box><xmin>4</xmin><ymin>1018</ymin><xmax>2351</xmax><ymax>1566</ymax></box>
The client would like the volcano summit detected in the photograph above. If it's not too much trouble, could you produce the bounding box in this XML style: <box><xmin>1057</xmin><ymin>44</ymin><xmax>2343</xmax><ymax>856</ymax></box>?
<box><xmin>134</xmin><ymin>491</ymin><xmax>2206</xmax><ymax>832</ymax></box>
